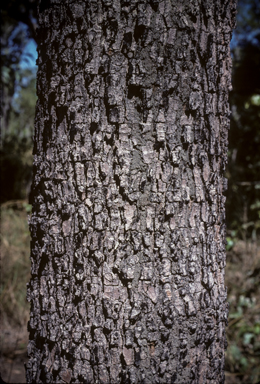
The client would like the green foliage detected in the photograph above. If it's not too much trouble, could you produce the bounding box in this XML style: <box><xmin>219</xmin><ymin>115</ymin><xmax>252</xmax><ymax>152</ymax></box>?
<box><xmin>226</xmin><ymin>236</ymin><xmax>235</xmax><ymax>251</ymax></box>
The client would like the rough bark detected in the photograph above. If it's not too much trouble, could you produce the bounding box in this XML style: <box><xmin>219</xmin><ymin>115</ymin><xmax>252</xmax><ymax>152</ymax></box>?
<box><xmin>26</xmin><ymin>1</ymin><xmax>236</xmax><ymax>383</ymax></box>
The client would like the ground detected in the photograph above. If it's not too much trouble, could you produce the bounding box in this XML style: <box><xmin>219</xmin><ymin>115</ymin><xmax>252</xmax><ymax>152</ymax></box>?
<box><xmin>0</xmin><ymin>327</ymin><xmax>28</xmax><ymax>383</ymax></box>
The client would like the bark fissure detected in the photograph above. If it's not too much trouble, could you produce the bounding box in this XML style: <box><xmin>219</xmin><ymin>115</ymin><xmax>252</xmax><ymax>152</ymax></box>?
<box><xmin>27</xmin><ymin>1</ymin><xmax>236</xmax><ymax>383</ymax></box>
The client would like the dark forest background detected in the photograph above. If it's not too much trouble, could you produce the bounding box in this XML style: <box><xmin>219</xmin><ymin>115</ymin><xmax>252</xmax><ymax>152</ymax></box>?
<box><xmin>1</xmin><ymin>1</ymin><xmax>260</xmax><ymax>383</ymax></box>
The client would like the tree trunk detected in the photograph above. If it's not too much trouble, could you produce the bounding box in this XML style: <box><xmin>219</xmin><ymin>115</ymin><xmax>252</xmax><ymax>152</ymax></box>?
<box><xmin>26</xmin><ymin>1</ymin><xmax>236</xmax><ymax>383</ymax></box>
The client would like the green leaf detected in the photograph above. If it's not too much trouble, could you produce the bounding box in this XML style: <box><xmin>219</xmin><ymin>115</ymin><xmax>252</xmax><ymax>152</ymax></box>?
<box><xmin>226</xmin><ymin>237</ymin><xmax>234</xmax><ymax>250</ymax></box>
<box><xmin>243</xmin><ymin>332</ymin><xmax>254</xmax><ymax>346</ymax></box>
<box><xmin>251</xmin><ymin>94</ymin><xmax>260</xmax><ymax>106</ymax></box>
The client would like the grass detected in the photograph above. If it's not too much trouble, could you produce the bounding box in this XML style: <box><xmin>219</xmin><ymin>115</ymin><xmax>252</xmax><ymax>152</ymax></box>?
<box><xmin>0</xmin><ymin>202</ymin><xmax>259</xmax><ymax>383</ymax></box>
<box><xmin>0</xmin><ymin>201</ymin><xmax>31</xmax><ymax>328</ymax></box>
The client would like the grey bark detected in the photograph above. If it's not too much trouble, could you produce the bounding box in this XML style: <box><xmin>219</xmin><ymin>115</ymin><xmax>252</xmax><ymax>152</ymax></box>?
<box><xmin>26</xmin><ymin>1</ymin><xmax>236</xmax><ymax>383</ymax></box>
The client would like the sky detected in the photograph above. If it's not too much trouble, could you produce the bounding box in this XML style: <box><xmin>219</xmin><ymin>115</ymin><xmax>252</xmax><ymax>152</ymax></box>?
<box><xmin>20</xmin><ymin>38</ymin><xmax>37</xmax><ymax>69</ymax></box>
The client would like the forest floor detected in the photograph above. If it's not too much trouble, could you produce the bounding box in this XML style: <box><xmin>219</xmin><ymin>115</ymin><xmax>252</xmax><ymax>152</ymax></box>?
<box><xmin>225</xmin><ymin>240</ymin><xmax>260</xmax><ymax>384</ymax></box>
<box><xmin>0</xmin><ymin>203</ymin><xmax>260</xmax><ymax>383</ymax></box>
<box><xmin>0</xmin><ymin>326</ymin><xmax>28</xmax><ymax>383</ymax></box>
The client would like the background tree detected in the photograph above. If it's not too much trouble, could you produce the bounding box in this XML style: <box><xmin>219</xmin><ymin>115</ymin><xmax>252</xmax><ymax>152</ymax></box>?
<box><xmin>1</xmin><ymin>1</ymin><xmax>38</xmax><ymax>203</ymax></box>
<box><xmin>224</xmin><ymin>1</ymin><xmax>260</xmax><ymax>382</ymax></box>
<box><xmin>226</xmin><ymin>0</ymin><xmax>260</xmax><ymax>241</ymax></box>
<box><xmin>1</xmin><ymin>0</ymin><xmax>38</xmax><ymax>131</ymax></box>
<box><xmin>26</xmin><ymin>1</ymin><xmax>236</xmax><ymax>383</ymax></box>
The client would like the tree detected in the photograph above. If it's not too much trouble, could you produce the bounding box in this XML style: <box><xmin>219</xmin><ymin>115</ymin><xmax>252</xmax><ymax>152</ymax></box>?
<box><xmin>26</xmin><ymin>1</ymin><xmax>236</xmax><ymax>383</ymax></box>
<box><xmin>1</xmin><ymin>1</ymin><xmax>38</xmax><ymax>204</ymax></box>
<box><xmin>226</xmin><ymin>0</ymin><xmax>260</xmax><ymax>239</ymax></box>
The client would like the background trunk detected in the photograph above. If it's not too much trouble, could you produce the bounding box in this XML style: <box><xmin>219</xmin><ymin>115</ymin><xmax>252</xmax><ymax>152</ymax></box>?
<box><xmin>26</xmin><ymin>1</ymin><xmax>236</xmax><ymax>383</ymax></box>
